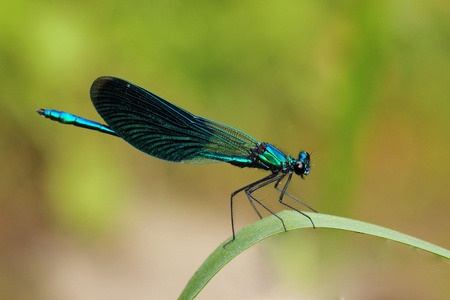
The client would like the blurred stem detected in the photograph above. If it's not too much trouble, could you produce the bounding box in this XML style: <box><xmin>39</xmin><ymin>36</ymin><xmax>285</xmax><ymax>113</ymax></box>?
<box><xmin>323</xmin><ymin>2</ymin><xmax>389</xmax><ymax>213</ymax></box>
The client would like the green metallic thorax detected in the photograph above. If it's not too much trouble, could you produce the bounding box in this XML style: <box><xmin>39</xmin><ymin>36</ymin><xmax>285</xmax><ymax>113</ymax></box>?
<box><xmin>226</xmin><ymin>142</ymin><xmax>293</xmax><ymax>172</ymax></box>
<box><xmin>254</xmin><ymin>143</ymin><xmax>292</xmax><ymax>171</ymax></box>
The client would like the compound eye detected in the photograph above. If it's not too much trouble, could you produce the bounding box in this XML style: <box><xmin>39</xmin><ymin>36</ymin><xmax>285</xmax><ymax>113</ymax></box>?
<box><xmin>294</xmin><ymin>161</ymin><xmax>305</xmax><ymax>175</ymax></box>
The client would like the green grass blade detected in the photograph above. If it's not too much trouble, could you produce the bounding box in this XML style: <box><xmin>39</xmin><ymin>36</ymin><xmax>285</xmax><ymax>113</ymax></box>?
<box><xmin>179</xmin><ymin>211</ymin><xmax>450</xmax><ymax>300</ymax></box>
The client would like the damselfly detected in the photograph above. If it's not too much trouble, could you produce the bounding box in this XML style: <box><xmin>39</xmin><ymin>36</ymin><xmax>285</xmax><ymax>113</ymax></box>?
<box><xmin>37</xmin><ymin>76</ymin><xmax>316</xmax><ymax>245</ymax></box>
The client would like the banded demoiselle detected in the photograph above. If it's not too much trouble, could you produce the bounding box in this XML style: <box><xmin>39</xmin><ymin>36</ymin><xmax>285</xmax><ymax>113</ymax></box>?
<box><xmin>37</xmin><ymin>76</ymin><xmax>316</xmax><ymax>245</ymax></box>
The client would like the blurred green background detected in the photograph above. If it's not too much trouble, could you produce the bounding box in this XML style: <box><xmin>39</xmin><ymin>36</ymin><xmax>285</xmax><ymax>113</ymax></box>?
<box><xmin>1</xmin><ymin>0</ymin><xmax>449</xmax><ymax>299</ymax></box>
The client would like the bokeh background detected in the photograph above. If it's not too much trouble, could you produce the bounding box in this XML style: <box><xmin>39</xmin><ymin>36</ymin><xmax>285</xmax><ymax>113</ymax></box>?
<box><xmin>1</xmin><ymin>0</ymin><xmax>449</xmax><ymax>299</ymax></box>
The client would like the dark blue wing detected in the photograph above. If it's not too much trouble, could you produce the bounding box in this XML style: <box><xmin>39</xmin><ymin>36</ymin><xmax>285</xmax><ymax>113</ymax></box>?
<box><xmin>90</xmin><ymin>76</ymin><xmax>258</xmax><ymax>164</ymax></box>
